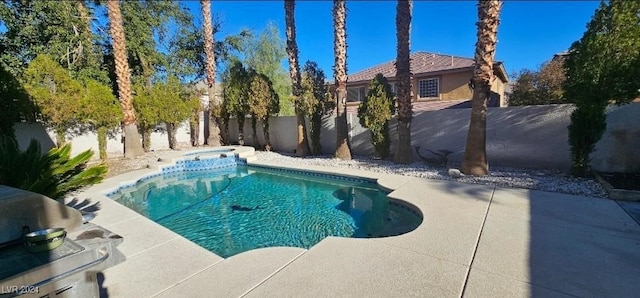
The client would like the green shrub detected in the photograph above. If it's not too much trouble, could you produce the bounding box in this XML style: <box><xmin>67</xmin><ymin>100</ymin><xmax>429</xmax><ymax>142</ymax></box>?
<box><xmin>301</xmin><ymin>61</ymin><xmax>333</xmax><ymax>155</ymax></box>
<box><xmin>357</xmin><ymin>73</ymin><xmax>395</xmax><ymax>159</ymax></box>
<box><xmin>568</xmin><ymin>103</ymin><xmax>607</xmax><ymax>177</ymax></box>
<box><xmin>0</xmin><ymin>136</ymin><xmax>107</xmax><ymax>200</ymax></box>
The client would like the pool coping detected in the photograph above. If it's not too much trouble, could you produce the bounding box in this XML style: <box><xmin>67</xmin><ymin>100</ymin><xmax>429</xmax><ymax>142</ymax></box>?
<box><xmin>65</xmin><ymin>147</ymin><xmax>640</xmax><ymax>297</ymax></box>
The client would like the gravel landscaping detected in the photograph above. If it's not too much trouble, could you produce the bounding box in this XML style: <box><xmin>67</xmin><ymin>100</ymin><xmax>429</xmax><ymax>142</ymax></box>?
<box><xmin>254</xmin><ymin>151</ymin><xmax>608</xmax><ymax>198</ymax></box>
<box><xmin>102</xmin><ymin>148</ymin><xmax>607</xmax><ymax>198</ymax></box>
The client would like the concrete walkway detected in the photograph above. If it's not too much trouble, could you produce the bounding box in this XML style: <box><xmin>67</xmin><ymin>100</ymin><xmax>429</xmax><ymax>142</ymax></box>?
<box><xmin>66</xmin><ymin>147</ymin><xmax>640</xmax><ymax>297</ymax></box>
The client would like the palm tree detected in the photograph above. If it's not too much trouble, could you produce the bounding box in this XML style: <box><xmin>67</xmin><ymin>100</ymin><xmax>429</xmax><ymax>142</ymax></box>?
<box><xmin>393</xmin><ymin>0</ymin><xmax>413</xmax><ymax>164</ymax></box>
<box><xmin>461</xmin><ymin>0</ymin><xmax>503</xmax><ymax>176</ymax></box>
<box><xmin>201</xmin><ymin>0</ymin><xmax>222</xmax><ymax>147</ymax></box>
<box><xmin>284</xmin><ymin>0</ymin><xmax>311</xmax><ymax>156</ymax></box>
<box><xmin>106</xmin><ymin>0</ymin><xmax>144</xmax><ymax>158</ymax></box>
<box><xmin>333</xmin><ymin>0</ymin><xmax>351</xmax><ymax>160</ymax></box>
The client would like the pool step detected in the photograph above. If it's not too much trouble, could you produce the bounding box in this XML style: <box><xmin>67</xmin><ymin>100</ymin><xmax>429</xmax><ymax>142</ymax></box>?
<box><xmin>243</xmin><ymin>155</ymin><xmax>258</xmax><ymax>163</ymax></box>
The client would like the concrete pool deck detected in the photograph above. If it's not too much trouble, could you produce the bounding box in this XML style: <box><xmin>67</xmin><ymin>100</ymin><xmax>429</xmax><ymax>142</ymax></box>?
<box><xmin>66</xmin><ymin>146</ymin><xmax>640</xmax><ymax>297</ymax></box>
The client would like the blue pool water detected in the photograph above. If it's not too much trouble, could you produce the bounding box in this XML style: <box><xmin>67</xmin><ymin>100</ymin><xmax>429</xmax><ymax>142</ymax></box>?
<box><xmin>111</xmin><ymin>165</ymin><xmax>422</xmax><ymax>258</ymax></box>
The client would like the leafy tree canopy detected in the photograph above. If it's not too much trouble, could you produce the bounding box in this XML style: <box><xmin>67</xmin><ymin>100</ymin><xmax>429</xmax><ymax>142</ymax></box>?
<box><xmin>118</xmin><ymin>0</ymin><xmax>192</xmax><ymax>84</ymax></box>
<box><xmin>564</xmin><ymin>0</ymin><xmax>640</xmax><ymax>105</ymax></box>
<box><xmin>509</xmin><ymin>57</ymin><xmax>567</xmax><ymax>106</ymax></box>
<box><xmin>0</xmin><ymin>0</ymin><xmax>103</xmax><ymax>81</ymax></box>
<box><xmin>301</xmin><ymin>60</ymin><xmax>334</xmax><ymax>155</ymax></box>
<box><xmin>301</xmin><ymin>61</ymin><xmax>332</xmax><ymax>115</ymax></box>
<box><xmin>222</xmin><ymin>61</ymin><xmax>250</xmax><ymax>119</ymax></box>
<box><xmin>248</xmin><ymin>69</ymin><xmax>280</xmax><ymax>121</ymax></box>
<box><xmin>239</xmin><ymin>22</ymin><xmax>293</xmax><ymax>116</ymax></box>
<box><xmin>22</xmin><ymin>55</ymin><xmax>84</xmax><ymax>135</ymax></box>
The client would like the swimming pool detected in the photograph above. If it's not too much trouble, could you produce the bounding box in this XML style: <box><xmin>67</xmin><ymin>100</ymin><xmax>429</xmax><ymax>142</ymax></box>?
<box><xmin>109</xmin><ymin>162</ymin><xmax>422</xmax><ymax>258</ymax></box>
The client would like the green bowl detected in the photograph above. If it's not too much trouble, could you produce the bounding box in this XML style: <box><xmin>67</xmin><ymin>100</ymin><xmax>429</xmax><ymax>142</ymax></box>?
<box><xmin>24</xmin><ymin>228</ymin><xmax>66</xmax><ymax>253</ymax></box>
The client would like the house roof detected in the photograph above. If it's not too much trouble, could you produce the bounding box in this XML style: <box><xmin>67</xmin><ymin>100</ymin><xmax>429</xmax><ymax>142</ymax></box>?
<box><xmin>347</xmin><ymin>51</ymin><xmax>508</xmax><ymax>84</ymax></box>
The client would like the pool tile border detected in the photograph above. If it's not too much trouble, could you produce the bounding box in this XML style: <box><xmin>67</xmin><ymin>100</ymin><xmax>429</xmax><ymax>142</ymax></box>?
<box><xmin>247</xmin><ymin>164</ymin><xmax>376</xmax><ymax>184</ymax></box>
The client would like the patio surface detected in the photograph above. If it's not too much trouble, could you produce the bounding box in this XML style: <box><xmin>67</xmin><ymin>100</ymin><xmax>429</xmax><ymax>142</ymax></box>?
<box><xmin>66</xmin><ymin>147</ymin><xmax>640</xmax><ymax>297</ymax></box>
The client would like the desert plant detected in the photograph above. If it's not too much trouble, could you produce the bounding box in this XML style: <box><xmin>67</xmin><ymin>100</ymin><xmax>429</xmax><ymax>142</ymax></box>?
<box><xmin>0</xmin><ymin>136</ymin><xmax>107</xmax><ymax>200</ymax></box>
<box><xmin>358</xmin><ymin>74</ymin><xmax>396</xmax><ymax>159</ymax></box>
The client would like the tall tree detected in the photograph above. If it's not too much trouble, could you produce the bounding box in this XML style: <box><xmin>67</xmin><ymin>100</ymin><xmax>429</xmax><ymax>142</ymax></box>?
<box><xmin>81</xmin><ymin>79</ymin><xmax>121</xmax><ymax>162</ymax></box>
<box><xmin>564</xmin><ymin>0</ymin><xmax>640</xmax><ymax>176</ymax></box>
<box><xmin>333</xmin><ymin>0</ymin><xmax>352</xmax><ymax>160</ymax></box>
<box><xmin>22</xmin><ymin>55</ymin><xmax>84</xmax><ymax>147</ymax></box>
<box><xmin>461</xmin><ymin>0</ymin><xmax>503</xmax><ymax>176</ymax></box>
<box><xmin>0</xmin><ymin>1</ymin><xmax>98</xmax><ymax>78</ymax></box>
<box><xmin>155</xmin><ymin>77</ymin><xmax>200</xmax><ymax>150</ymax></box>
<box><xmin>167</xmin><ymin>8</ymin><xmax>249</xmax><ymax>146</ymax></box>
<box><xmin>107</xmin><ymin>0</ymin><xmax>144</xmax><ymax>158</ymax></box>
<box><xmin>242</xmin><ymin>24</ymin><xmax>292</xmax><ymax>116</ymax></box>
<box><xmin>284</xmin><ymin>0</ymin><xmax>311</xmax><ymax>156</ymax></box>
<box><xmin>201</xmin><ymin>0</ymin><xmax>222</xmax><ymax>147</ymax></box>
<box><xmin>509</xmin><ymin>57</ymin><xmax>567</xmax><ymax>106</ymax></box>
<box><xmin>393</xmin><ymin>0</ymin><xmax>413</xmax><ymax>164</ymax></box>
<box><xmin>359</xmin><ymin>73</ymin><xmax>396</xmax><ymax>160</ymax></box>
<box><xmin>301</xmin><ymin>61</ymin><xmax>333</xmax><ymax>155</ymax></box>
<box><xmin>223</xmin><ymin>61</ymin><xmax>250</xmax><ymax>145</ymax></box>
<box><xmin>248</xmin><ymin>70</ymin><xmax>280</xmax><ymax>151</ymax></box>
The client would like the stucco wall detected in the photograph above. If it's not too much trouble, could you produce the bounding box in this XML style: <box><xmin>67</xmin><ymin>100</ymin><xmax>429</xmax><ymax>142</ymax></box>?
<box><xmin>13</xmin><ymin>113</ymin><xmax>207</xmax><ymax>157</ymax></box>
<box><xmin>490</xmin><ymin>76</ymin><xmax>506</xmax><ymax>106</ymax></box>
<box><xmin>439</xmin><ymin>71</ymin><xmax>473</xmax><ymax>101</ymax></box>
<box><xmin>13</xmin><ymin>103</ymin><xmax>640</xmax><ymax>173</ymax></box>
<box><xmin>227</xmin><ymin>103</ymin><xmax>640</xmax><ymax>172</ymax></box>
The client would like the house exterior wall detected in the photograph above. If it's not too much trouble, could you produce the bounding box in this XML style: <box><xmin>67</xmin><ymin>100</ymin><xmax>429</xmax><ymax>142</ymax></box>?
<box><xmin>345</xmin><ymin>68</ymin><xmax>506</xmax><ymax>105</ymax></box>
<box><xmin>490</xmin><ymin>76</ymin><xmax>506</xmax><ymax>106</ymax></box>
<box><xmin>436</xmin><ymin>71</ymin><xmax>473</xmax><ymax>101</ymax></box>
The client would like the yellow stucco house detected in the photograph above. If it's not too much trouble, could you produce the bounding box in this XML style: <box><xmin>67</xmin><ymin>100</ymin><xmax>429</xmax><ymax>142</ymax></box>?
<box><xmin>345</xmin><ymin>52</ymin><xmax>509</xmax><ymax>112</ymax></box>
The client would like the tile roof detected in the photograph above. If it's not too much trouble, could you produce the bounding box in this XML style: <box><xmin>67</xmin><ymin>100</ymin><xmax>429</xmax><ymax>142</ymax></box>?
<box><xmin>347</xmin><ymin>52</ymin><xmax>475</xmax><ymax>83</ymax></box>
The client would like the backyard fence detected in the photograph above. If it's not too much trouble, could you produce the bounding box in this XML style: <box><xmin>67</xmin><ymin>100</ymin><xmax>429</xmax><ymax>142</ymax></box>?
<box><xmin>14</xmin><ymin>103</ymin><xmax>640</xmax><ymax>172</ymax></box>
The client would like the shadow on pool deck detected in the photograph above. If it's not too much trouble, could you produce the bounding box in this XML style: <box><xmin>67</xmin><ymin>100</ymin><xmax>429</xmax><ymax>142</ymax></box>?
<box><xmin>463</xmin><ymin>187</ymin><xmax>640</xmax><ymax>297</ymax></box>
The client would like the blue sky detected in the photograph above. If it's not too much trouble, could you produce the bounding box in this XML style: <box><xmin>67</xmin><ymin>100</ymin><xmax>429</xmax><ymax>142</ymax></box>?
<box><xmin>183</xmin><ymin>1</ymin><xmax>601</xmax><ymax>80</ymax></box>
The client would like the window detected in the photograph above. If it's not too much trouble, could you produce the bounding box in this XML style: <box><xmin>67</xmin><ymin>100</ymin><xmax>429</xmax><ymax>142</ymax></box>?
<box><xmin>418</xmin><ymin>78</ymin><xmax>439</xmax><ymax>98</ymax></box>
<box><xmin>347</xmin><ymin>86</ymin><xmax>366</xmax><ymax>102</ymax></box>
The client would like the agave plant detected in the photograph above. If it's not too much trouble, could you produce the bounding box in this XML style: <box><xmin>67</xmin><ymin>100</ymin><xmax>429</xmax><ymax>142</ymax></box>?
<box><xmin>0</xmin><ymin>136</ymin><xmax>107</xmax><ymax>200</ymax></box>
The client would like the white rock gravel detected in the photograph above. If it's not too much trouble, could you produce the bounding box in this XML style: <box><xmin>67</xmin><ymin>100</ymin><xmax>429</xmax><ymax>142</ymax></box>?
<box><xmin>254</xmin><ymin>151</ymin><xmax>608</xmax><ymax>198</ymax></box>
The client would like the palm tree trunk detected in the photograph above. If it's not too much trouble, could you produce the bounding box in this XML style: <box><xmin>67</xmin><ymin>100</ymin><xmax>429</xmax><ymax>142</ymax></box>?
<box><xmin>333</xmin><ymin>0</ymin><xmax>352</xmax><ymax>160</ymax></box>
<box><xmin>107</xmin><ymin>0</ymin><xmax>144</xmax><ymax>158</ymax></box>
<box><xmin>394</xmin><ymin>0</ymin><xmax>413</xmax><ymax>164</ymax></box>
<box><xmin>461</xmin><ymin>0</ymin><xmax>502</xmax><ymax>176</ymax></box>
<box><xmin>201</xmin><ymin>0</ymin><xmax>222</xmax><ymax>147</ymax></box>
<box><xmin>284</xmin><ymin>0</ymin><xmax>311</xmax><ymax>156</ymax></box>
